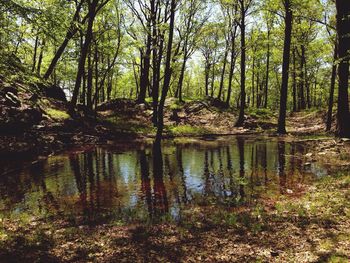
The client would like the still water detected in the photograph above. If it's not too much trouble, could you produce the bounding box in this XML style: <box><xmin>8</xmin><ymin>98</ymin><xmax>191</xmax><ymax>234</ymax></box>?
<box><xmin>0</xmin><ymin>136</ymin><xmax>326</xmax><ymax>224</ymax></box>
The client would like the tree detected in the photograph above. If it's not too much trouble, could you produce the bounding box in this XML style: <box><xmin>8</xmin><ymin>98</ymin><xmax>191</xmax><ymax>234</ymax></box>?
<box><xmin>70</xmin><ymin>0</ymin><xmax>110</xmax><ymax>112</ymax></box>
<box><xmin>199</xmin><ymin>24</ymin><xmax>222</xmax><ymax>97</ymax></box>
<box><xmin>175</xmin><ymin>0</ymin><xmax>207</xmax><ymax>102</ymax></box>
<box><xmin>335</xmin><ymin>0</ymin><xmax>350</xmax><ymax>137</ymax></box>
<box><xmin>235</xmin><ymin>0</ymin><xmax>253</xmax><ymax>127</ymax></box>
<box><xmin>126</xmin><ymin>0</ymin><xmax>153</xmax><ymax>104</ymax></box>
<box><xmin>155</xmin><ymin>0</ymin><xmax>177</xmax><ymax>144</ymax></box>
<box><xmin>326</xmin><ymin>42</ymin><xmax>337</xmax><ymax>131</ymax></box>
<box><xmin>277</xmin><ymin>0</ymin><xmax>293</xmax><ymax>134</ymax></box>
<box><xmin>43</xmin><ymin>0</ymin><xmax>86</xmax><ymax>80</ymax></box>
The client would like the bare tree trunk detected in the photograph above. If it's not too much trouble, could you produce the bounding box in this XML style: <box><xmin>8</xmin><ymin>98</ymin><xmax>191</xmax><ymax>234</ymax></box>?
<box><xmin>304</xmin><ymin>50</ymin><xmax>311</xmax><ymax>108</ymax></box>
<box><xmin>218</xmin><ymin>44</ymin><xmax>228</xmax><ymax>100</ymax></box>
<box><xmin>70</xmin><ymin>0</ymin><xmax>98</xmax><ymax>112</ymax></box>
<box><xmin>205</xmin><ymin>63</ymin><xmax>210</xmax><ymax>97</ymax></box>
<box><xmin>32</xmin><ymin>35</ymin><xmax>39</xmax><ymax>72</ymax></box>
<box><xmin>44</xmin><ymin>1</ymin><xmax>84</xmax><ymax>79</ymax></box>
<box><xmin>155</xmin><ymin>0</ymin><xmax>176</xmax><ymax>144</ymax></box>
<box><xmin>235</xmin><ymin>0</ymin><xmax>246</xmax><ymax>127</ymax></box>
<box><xmin>264</xmin><ymin>29</ymin><xmax>271</xmax><ymax>108</ymax></box>
<box><xmin>292</xmin><ymin>47</ymin><xmax>297</xmax><ymax>112</ymax></box>
<box><xmin>336</xmin><ymin>0</ymin><xmax>350</xmax><ymax>137</ymax></box>
<box><xmin>277</xmin><ymin>0</ymin><xmax>293</xmax><ymax>134</ymax></box>
<box><xmin>37</xmin><ymin>39</ymin><xmax>45</xmax><ymax>75</ymax></box>
<box><xmin>299</xmin><ymin>45</ymin><xmax>306</xmax><ymax>110</ymax></box>
<box><xmin>211</xmin><ymin>62</ymin><xmax>215</xmax><ymax>97</ymax></box>
<box><xmin>138</xmin><ymin>29</ymin><xmax>151</xmax><ymax>104</ymax></box>
<box><xmin>226</xmin><ymin>25</ymin><xmax>238</xmax><ymax>108</ymax></box>
<box><xmin>176</xmin><ymin>50</ymin><xmax>188</xmax><ymax>102</ymax></box>
<box><xmin>87</xmin><ymin>51</ymin><xmax>93</xmax><ymax>110</ymax></box>
<box><xmin>251</xmin><ymin>55</ymin><xmax>255</xmax><ymax>107</ymax></box>
<box><xmin>326</xmin><ymin>43</ymin><xmax>337</xmax><ymax>131</ymax></box>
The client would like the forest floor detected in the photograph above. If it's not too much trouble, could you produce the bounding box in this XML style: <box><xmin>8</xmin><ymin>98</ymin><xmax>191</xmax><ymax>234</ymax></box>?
<box><xmin>98</xmin><ymin>98</ymin><xmax>328</xmax><ymax>138</ymax></box>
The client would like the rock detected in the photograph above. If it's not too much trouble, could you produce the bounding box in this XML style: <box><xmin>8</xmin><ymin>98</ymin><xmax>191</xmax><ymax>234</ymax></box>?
<box><xmin>4</xmin><ymin>92</ymin><xmax>21</xmax><ymax>107</ymax></box>
<box><xmin>38</xmin><ymin>83</ymin><xmax>67</xmax><ymax>102</ymax></box>
<box><xmin>97</xmin><ymin>98</ymin><xmax>136</xmax><ymax>111</ymax></box>
<box><xmin>185</xmin><ymin>103</ymin><xmax>205</xmax><ymax>114</ymax></box>
<box><xmin>0</xmin><ymin>105</ymin><xmax>42</xmax><ymax>133</ymax></box>
<box><xmin>48</xmin><ymin>85</ymin><xmax>67</xmax><ymax>102</ymax></box>
<box><xmin>77</xmin><ymin>103</ymin><xmax>93</xmax><ymax>116</ymax></box>
<box><xmin>29</xmin><ymin>93</ymin><xmax>39</xmax><ymax>102</ymax></box>
<box><xmin>136</xmin><ymin>103</ymin><xmax>147</xmax><ymax>111</ymax></box>
<box><xmin>271</xmin><ymin>251</ymin><xmax>279</xmax><ymax>257</ymax></box>
<box><xmin>169</xmin><ymin>109</ymin><xmax>181</xmax><ymax>123</ymax></box>
<box><xmin>209</xmin><ymin>97</ymin><xmax>227</xmax><ymax>109</ymax></box>
<box><xmin>2</xmin><ymin>84</ymin><xmax>18</xmax><ymax>95</ymax></box>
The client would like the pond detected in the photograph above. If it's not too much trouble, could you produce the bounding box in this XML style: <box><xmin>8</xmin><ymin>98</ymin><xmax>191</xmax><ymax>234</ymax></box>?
<box><xmin>0</xmin><ymin>136</ymin><xmax>327</xmax><ymax>225</ymax></box>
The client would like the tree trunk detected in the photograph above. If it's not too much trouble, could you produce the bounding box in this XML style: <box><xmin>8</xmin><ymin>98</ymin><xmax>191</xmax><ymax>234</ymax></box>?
<box><xmin>44</xmin><ymin>1</ymin><xmax>84</xmax><ymax>79</ymax></box>
<box><xmin>37</xmin><ymin>39</ymin><xmax>45</xmax><ymax>75</ymax></box>
<box><xmin>226</xmin><ymin>26</ymin><xmax>238</xmax><ymax>107</ymax></box>
<box><xmin>256</xmin><ymin>63</ymin><xmax>260</xmax><ymax>108</ymax></box>
<box><xmin>336</xmin><ymin>0</ymin><xmax>350</xmax><ymax>137</ymax></box>
<box><xmin>218</xmin><ymin>44</ymin><xmax>228</xmax><ymax>100</ymax></box>
<box><xmin>87</xmin><ymin>51</ymin><xmax>93</xmax><ymax>110</ymax></box>
<box><xmin>277</xmin><ymin>0</ymin><xmax>293</xmax><ymax>134</ymax></box>
<box><xmin>32</xmin><ymin>35</ymin><xmax>38</xmax><ymax>72</ymax></box>
<box><xmin>210</xmin><ymin>62</ymin><xmax>215</xmax><ymax>97</ymax></box>
<box><xmin>264</xmin><ymin>29</ymin><xmax>271</xmax><ymax>108</ymax></box>
<box><xmin>70</xmin><ymin>0</ymin><xmax>97</xmax><ymax>112</ymax></box>
<box><xmin>251</xmin><ymin>54</ymin><xmax>255</xmax><ymax>107</ymax></box>
<box><xmin>326</xmin><ymin>44</ymin><xmax>337</xmax><ymax>131</ymax></box>
<box><xmin>176</xmin><ymin>51</ymin><xmax>188</xmax><ymax>102</ymax></box>
<box><xmin>138</xmin><ymin>29</ymin><xmax>151</xmax><ymax>104</ymax></box>
<box><xmin>94</xmin><ymin>43</ymin><xmax>99</xmax><ymax>107</ymax></box>
<box><xmin>299</xmin><ymin>45</ymin><xmax>306</xmax><ymax>110</ymax></box>
<box><xmin>235</xmin><ymin>0</ymin><xmax>246</xmax><ymax>127</ymax></box>
<box><xmin>304</xmin><ymin>49</ymin><xmax>311</xmax><ymax>108</ymax></box>
<box><xmin>155</xmin><ymin>0</ymin><xmax>176</xmax><ymax>144</ymax></box>
<box><xmin>205</xmin><ymin>63</ymin><xmax>210</xmax><ymax>97</ymax></box>
<box><xmin>292</xmin><ymin>47</ymin><xmax>297</xmax><ymax>112</ymax></box>
<box><xmin>151</xmin><ymin>0</ymin><xmax>159</xmax><ymax>126</ymax></box>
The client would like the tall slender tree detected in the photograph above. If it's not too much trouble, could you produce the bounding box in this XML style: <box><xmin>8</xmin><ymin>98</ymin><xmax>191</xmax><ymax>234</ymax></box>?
<box><xmin>155</xmin><ymin>0</ymin><xmax>177</xmax><ymax>144</ymax></box>
<box><xmin>277</xmin><ymin>0</ymin><xmax>293</xmax><ymax>134</ymax></box>
<box><xmin>235</xmin><ymin>0</ymin><xmax>252</xmax><ymax>127</ymax></box>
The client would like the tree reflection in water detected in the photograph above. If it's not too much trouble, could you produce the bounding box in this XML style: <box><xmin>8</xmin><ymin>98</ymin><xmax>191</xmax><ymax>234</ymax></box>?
<box><xmin>0</xmin><ymin>138</ymin><xmax>324</xmax><ymax>224</ymax></box>
<box><xmin>278</xmin><ymin>140</ymin><xmax>286</xmax><ymax>194</ymax></box>
<box><xmin>237</xmin><ymin>137</ymin><xmax>245</xmax><ymax>200</ymax></box>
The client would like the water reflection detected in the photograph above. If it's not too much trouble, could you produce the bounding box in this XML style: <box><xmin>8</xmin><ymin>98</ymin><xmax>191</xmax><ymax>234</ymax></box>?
<box><xmin>0</xmin><ymin>137</ymin><xmax>325</xmax><ymax>224</ymax></box>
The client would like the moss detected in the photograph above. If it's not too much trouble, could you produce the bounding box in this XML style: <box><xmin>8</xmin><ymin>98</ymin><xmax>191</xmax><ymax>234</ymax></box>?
<box><xmin>167</xmin><ymin>125</ymin><xmax>209</xmax><ymax>136</ymax></box>
<box><xmin>46</xmin><ymin>108</ymin><xmax>70</xmax><ymax>120</ymax></box>
<box><xmin>105</xmin><ymin>116</ymin><xmax>156</xmax><ymax>135</ymax></box>
<box><xmin>326</xmin><ymin>254</ymin><xmax>349</xmax><ymax>263</ymax></box>
<box><xmin>247</xmin><ymin>108</ymin><xmax>275</xmax><ymax>120</ymax></box>
<box><xmin>169</xmin><ymin>100</ymin><xmax>183</xmax><ymax>111</ymax></box>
